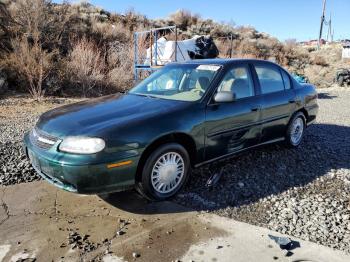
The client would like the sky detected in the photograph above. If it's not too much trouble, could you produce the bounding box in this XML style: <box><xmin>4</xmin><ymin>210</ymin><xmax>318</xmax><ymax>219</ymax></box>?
<box><xmin>59</xmin><ymin>0</ymin><xmax>350</xmax><ymax>41</ymax></box>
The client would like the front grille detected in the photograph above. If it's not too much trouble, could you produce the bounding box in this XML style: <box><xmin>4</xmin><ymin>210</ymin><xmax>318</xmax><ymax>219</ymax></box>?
<box><xmin>29</xmin><ymin>127</ymin><xmax>59</xmax><ymax>150</ymax></box>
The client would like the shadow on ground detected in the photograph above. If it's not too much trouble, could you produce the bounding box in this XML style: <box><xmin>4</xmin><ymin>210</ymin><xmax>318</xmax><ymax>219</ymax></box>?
<box><xmin>318</xmin><ymin>92</ymin><xmax>338</xmax><ymax>99</ymax></box>
<box><xmin>102</xmin><ymin>123</ymin><xmax>350</xmax><ymax>214</ymax></box>
<box><xmin>100</xmin><ymin>189</ymin><xmax>191</xmax><ymax>214</ymax></box>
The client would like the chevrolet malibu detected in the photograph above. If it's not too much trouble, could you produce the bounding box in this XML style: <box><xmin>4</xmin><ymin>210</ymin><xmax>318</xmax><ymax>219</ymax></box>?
<box><xmin>24</xmin><ymin>59</ymin><xmax>318</xmax><ymax>200</ymax></box>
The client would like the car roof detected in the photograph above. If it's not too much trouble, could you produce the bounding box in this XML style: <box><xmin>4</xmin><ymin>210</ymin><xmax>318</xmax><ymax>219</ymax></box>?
<box><xmin>172</xmin><ymin>58</ymin><xmax>279</xmax><ymax>67</ymax></box>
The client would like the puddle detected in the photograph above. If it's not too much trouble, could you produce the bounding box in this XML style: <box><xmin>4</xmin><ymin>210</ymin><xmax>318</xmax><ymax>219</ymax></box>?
<box><xmin>109</xmin><ymin>217</ymin><xmax>226</xmax><ymax>262</ymax></box>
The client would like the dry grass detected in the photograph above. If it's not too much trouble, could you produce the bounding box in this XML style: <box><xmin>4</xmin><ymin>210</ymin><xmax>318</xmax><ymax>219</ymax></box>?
<box><xmin>65</xmin><ymin>38</ymin><xmax>105</xmax><ymax>96</ymax></box>
<box><xmin>106</xmin><ymin>42</ymin><xmax>134</xmax><ymax>91</ymax></box>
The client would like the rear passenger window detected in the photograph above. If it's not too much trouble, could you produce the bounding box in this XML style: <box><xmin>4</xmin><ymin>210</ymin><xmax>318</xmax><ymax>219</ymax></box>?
<box><xmin>281</xmin><ymin>70</ymin><xmax>291</xmax><ymax>89</ymax></box>
<box><xmin>255</xmin><ymin>65</ymin><xmax>285</xmax><ymax>94</ymax></box>
<box><xmin>217</xmin><ymin>66</ymin><xmax>254</xmax><ymax>99</ymax></box>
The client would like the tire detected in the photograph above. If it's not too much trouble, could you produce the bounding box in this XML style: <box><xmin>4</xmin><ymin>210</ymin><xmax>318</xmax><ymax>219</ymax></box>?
<box><xmin>285</xmin><ymin>112</ymin><xmax>306</xmax><ymax>148</ymax></box>
<box><xmin>137</xmin><ymin>143</ymin><xmax>191</xmax><ymax>201</ymax></box>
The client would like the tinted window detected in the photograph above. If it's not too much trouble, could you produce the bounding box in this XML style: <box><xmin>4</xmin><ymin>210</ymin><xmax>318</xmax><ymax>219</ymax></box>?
<box><xmin>255</xmin><ymin>65</ymin><xmax>285</xmax><ymax>94</ymax></box>
<box><xmin>281</xmin><ymin>70</ymin><xmax>291</xmax><ymax>89</ymax></box>
<box><xmin>217</xmin><ymin>66</ymin><xmax>254</xmax><ymax>99</ymax></box>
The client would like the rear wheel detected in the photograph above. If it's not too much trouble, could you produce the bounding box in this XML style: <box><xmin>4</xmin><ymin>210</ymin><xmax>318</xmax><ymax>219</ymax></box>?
<box><xmin>137</xmin><ymin>143</ymin><xmax>190</xmax><ymax>201</ymax></box>
<box><xmin>285</xmin><ymin>112</ymin><xmax>306</xmax><ymax>148</ymax></box>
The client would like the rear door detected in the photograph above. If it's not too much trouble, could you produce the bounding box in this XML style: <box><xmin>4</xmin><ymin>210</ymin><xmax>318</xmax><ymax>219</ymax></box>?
<box><xmin>204</xmin><ymin>63</ymin><xmax>262</xmax><ymax>161</ymax></box>
<box><xmin>253</xmin><ymin>63</ymin><xmax>297</xmax><ymax>142</ymax></box>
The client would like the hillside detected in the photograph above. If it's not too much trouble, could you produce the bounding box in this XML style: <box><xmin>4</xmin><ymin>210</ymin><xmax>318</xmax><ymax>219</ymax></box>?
<box><xmin>0</xmin><ymin>0</ymin><xmax>348</xmax><ymax>99</ymax></box>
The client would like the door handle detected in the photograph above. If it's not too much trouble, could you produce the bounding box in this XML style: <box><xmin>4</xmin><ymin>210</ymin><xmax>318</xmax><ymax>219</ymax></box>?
<box><xmin>251</xmin><ymin>106</ymin><xmax>259</xmax><ymax>112</ymax></box>
<box><xmin>288</xmin><ymin>99</ymin><xmax>296</xmax><ymax>103</ymax></box>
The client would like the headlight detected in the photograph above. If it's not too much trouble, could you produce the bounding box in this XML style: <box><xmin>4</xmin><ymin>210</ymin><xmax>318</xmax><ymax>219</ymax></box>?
<box><xmin>59</xmin><ymin>137</ymin><xmax>105</xmax><ymax>154</ymax></box>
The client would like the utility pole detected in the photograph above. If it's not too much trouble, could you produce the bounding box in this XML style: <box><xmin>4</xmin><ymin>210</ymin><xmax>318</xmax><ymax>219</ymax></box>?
<box><xmin>318</xmin><ymin>0</ymin><xmax>326</xmax><ymax>50</ymax></box>
<box><xmin>326</xmin><ymin>13</ymin><xmax>334</xmax><ymax>43</ymax></box>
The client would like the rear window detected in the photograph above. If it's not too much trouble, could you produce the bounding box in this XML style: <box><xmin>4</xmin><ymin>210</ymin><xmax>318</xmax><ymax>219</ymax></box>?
<box><xmin>255</xmin><ymin>65</ymin><xmax>285</xmax><ymax>94</ymax></box>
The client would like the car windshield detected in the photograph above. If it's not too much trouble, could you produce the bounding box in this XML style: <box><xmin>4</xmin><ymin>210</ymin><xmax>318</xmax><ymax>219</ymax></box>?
<box><xmin>129</xmin><ymin>64</ymin><xmax>221</xmax><ymax>101</ymax></box>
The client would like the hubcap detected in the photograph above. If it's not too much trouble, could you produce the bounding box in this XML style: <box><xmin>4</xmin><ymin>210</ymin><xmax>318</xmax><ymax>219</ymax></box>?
<box><xmin>291</xmin><ymin>117</ymin><xmax>304</xmax><ymax>145</ymax></box>
<box><xmin>151</xmin><ymin>152</ymin><xmax>185</xmax><ymax>194</ymax></box>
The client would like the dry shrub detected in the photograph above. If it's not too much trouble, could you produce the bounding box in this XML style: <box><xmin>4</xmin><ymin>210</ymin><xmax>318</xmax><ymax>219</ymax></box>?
<box><xmin>0</xmin><ymin>1</ymin><xmax>12</xmax><ymax>53</ymax></box>
<box><xmin>304</xmin><ymin>45</ymin><xmax>347</xmax><ymax>88</ymax></box>
<box><xmin>5</xmin><ymin>36</ymin><xmax>54</xmax><ymax>99</ymax></box>
<box><xmin>91</xmin><ymin>19</ymin><xmax>130</xmax><ymax>44</ymax></box>
<box><xmin>312</xmin><ymin>55</ymin><xmax>328</xmax><ymax>66</ymax></box>
<box><xmin>65</xmin><ymin>38</ymin><xmax>105</xmax><ymax>96</ymax></box>
<box><xmin>1</xmin><ymin>0</ymin><xmax>69</xmax><ymax>97</ymax></box>
<box><xmin>304</xmin><ymin>65</ymin><xmax>333</xmax><ymax>88</ymax></box>
<box><xmin>2</xmin><ymin>0</ymin><xmax>56</xmax><ymax>99</ymax></box>
<box><xmin>170</xmin><ymin>9</ymin><xmax>200</xmax><ymax>30</ymax></box>
<box><xmin>2</xmin><ymin>0</ymin><xmax>346</xmax><ymax>97</ymax></box>
<box><xmin>215</xmin><ymin>39</ymin><xmax>234</xmax><ymax>58</ymax></box>
<box><xmin>64</xmin><ymin>38</ymin><xmax>134</xmax><ymax>95</ymax></box>
<box><xmin>106</xmin><ymin>42</ymin><xmax>134</xmax><ymax>91</ymax></box>
<box><xmin>235</xmin><ymin>39</ymin><xmax>267</xmax><ymax>59</ymax></box>
<box><xmin>282</xmin><ymin>43</ymin><xmax>310</xmax><ymax>74</ymax></box>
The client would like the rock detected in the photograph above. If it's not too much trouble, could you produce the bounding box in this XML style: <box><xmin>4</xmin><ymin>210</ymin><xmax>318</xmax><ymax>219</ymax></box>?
<box><xmin>116</xmin><ymin>230</ymin><xmax>124</xmax><ymax>236</ymax></box>
<box><xmin>132</xmin><ymin>252</ymin><xmax>140</xmax><ymax>258</ymax></box>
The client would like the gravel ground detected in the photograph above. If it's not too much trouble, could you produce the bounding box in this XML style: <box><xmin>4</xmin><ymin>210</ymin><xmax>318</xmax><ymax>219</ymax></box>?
<box><xmin>0</xmin><ymin>95</ymin><xmax>81</xmax><ymax>185</ymax></box>
<box><xmin>0</xmin><ymin>88</ymin><xmax>350</xmax><ymax>253</ymax></box>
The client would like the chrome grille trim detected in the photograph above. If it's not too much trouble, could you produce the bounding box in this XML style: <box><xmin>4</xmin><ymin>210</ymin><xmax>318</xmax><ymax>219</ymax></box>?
<box><xmin>30</xmin><ymin>127</ymin><xmax>59</xmax><ymax>150</ymax></box>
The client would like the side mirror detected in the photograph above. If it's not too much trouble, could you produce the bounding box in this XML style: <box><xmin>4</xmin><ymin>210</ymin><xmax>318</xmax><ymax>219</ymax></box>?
<box><xmin>214</xmin><ymin>91</ymin><xmax>235</xmax><ymax>103</ymax></box>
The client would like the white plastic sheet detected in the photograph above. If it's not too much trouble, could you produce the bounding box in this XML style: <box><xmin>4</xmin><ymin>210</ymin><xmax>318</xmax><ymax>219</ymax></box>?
<box><xmin>145</xmin><ymin>36</ymin><xmax>203</xmax><ymax>65</ymax></box>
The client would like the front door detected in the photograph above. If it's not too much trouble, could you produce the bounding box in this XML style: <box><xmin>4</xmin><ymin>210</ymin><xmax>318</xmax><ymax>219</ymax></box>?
<box><xmin>204</xmin><ymin>64</ymin><xmax>262</xmax><ymax>161</ymax></box>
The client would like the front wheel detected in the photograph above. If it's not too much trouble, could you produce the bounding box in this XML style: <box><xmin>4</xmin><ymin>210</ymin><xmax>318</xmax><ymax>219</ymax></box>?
<box><xmin>285</xmin><ymin>112</ymin><xmax>306</xmax><ymax>148</ymax></box>
<box><xmin>137</xmin><ymin>143</ymin><xmax>190</xmax><ymax>201</ymax></box>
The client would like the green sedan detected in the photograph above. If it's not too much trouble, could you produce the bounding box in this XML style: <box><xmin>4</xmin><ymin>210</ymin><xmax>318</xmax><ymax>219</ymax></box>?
<box><xmin>24</xmin><ymin>59</ymin><xmax>318</xmax><ymax>200</ymax></box>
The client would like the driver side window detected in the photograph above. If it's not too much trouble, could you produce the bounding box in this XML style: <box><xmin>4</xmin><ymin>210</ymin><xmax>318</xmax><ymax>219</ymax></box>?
<box><xmin>217</xmin><ymin>66</ymin><xmax>254</xmax><ymax>99</ymax></box>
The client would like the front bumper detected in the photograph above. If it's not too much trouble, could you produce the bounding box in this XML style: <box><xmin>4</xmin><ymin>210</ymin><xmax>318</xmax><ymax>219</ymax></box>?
<box><xmin>24</xmin><ymin>134</ymin><xmax>139</xmax><ymax>194</ymax></box>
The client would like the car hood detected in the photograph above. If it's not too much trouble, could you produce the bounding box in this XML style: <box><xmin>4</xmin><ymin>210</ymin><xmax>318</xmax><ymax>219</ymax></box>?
<box><xmin>37</xmin><ymin>94</ymin><xmax>188</xmax><ymax>137</ymax></box>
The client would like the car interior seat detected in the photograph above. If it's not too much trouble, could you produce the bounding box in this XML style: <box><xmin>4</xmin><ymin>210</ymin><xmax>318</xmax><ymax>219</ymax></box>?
<box><xmin>230</xmin><ymin>78</ymin><xmax>251</xmax><ymax>99</ymax></box>
<box><xmin>196</xmin><ymin>76</ymin><xmax>210</xmax><ymax>91</ymax></box>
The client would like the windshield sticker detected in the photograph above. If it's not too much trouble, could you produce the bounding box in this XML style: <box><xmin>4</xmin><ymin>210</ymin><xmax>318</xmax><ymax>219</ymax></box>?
<box><xmin>197</xmin><ymin>65</ymin><xmax>220</xmax><ymax>71</ymax></box>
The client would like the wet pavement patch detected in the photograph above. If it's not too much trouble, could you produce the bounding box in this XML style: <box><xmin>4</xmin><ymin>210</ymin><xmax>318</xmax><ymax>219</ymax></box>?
<box><xmin>0</xmin><ymin>182</ymin><xmax>225</xmax><ymax>261</ymax></box>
